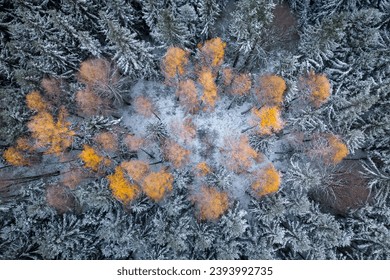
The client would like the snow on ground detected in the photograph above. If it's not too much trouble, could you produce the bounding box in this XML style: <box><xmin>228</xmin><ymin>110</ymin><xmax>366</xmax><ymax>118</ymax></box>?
<box><xmin>121</xmin><ymin>80</ymin><xmax>284</xmax><ymax>203</ymax></box>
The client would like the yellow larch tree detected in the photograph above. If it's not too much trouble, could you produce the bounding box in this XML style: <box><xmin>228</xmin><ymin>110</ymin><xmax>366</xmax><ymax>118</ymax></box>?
<box><xmin>224</xmin><ymin>135</ymin><xmax>261</xmax><ymax>173</ymax></box>
<box><xmin>3</xmin><ymin>137</ymin><xmax>35</xmax><ymax>166</ymax></box>
<box><xmin>251</xmin><ymin>163</ymin><xmax>281</xmax><ymax>197</ymax></box>
<box><xmin>303</xmin><ymin>71</ymin><xmax>331</xmax><ymax>107</ymax></box>
<box><xmin>15</xmin><ymin>137</ymin><xmax>34</xmax><ymax>152</ymax></box>
<box><xmin>27</xmin><ymin>107</ymin><xmax>75</xmax><ymax>155</ymax></box>
<box><xmin>161</xmin><ymin>47</ymin><xmax>189</xmax><ymax>83</ymax></box>
<box><xmin>198</xmin><ymin>37</ymin><xmax>226</xmax><ymax>68</ymax></box>
<box><xmin>195</xmin><ymin>162</ymin><xmax>212</xmax><ymax>177</ymax></box>
<box><xmin>79</xmin><ymin>145</ymin><xmax>110</xmax><ymax>172</ymax></box>
<box><xmin>257</xmin><ymin>75</ymin><xmax>286</xmax><ymax>106</ymax></box>
<box><xmin>164</xmin><ymin>140</ymin><xmax>191</xmax><ymax>168</ymax></box>
<box><xmin>176</xmin><ymin>79</ymin><xmax>199</xmax><ymax>113</ymax></box>
<box><xmin>194</xmin><ymin>186</ymin><xmax>229</xmax><ymax>220</ymax></box>
<box><xmin>252</xmin><ymin>106</ymin><xmax>284</xmax><ymax>135</ymax></box>
<box><xmin>198</xmin><ymin>68</ymin><xmax>218</xmax><ymax>110</ymax></box>
<box><xmin>327</xmin><ymin>135</ymin><xmax>349</xmax><ymax>164</ymax></box>
<box><xmin>120</xmin><ymin>160</ymin><xmax>150</xmax><ymax>182</ymax></box>
<box><xmin>3</xmin><ymin>146</ymin><xmax>30</xmax><ymax>166</ymax></box>
<box><xmin>142</xmin><ymin>169</ymin><xmax>174</xmax><ymax>201</ymax></box>
<box><xmin>107</xmin><ymin>166</ymin><xmax>140</xmax><ymax>204</ymax></box>
<box><xmin>26</xmin><ymin>90</ymin><xmax>48</xmax><ymax>112</ymax></box>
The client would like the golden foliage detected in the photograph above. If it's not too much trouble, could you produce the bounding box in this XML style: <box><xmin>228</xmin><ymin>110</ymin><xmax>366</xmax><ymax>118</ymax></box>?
<box><xmin>176</xmin><ymin>79</ymin><xmax>199</xmax><ymax>113</ymax></box>
<box><xmin>124</xmin><ymin>134</ymin><xmax>144</xmax><ymax>151</ymax></box>
<box><xmin>198</xmin><ymin>69</ymin><xmax>218</xmax><ymax>109</ymax></box>
<box><xmin>79</xmin><ymin>145</ymin><xmax>109</xmax><ymax>171</ymax></box>
<box><xmin>3</xmin><ymin>146</ymin><xmax>30</xmax><ymax>166</ymax></box>
<box><xmin>162</xmin><ymin>47</ymin><xmax>189</xmax><ymax>82</ymax></box>
<box><xmin>251</xmin><ymin>164</ymin><xmax>281</xmax><ymax>197</ymax></box>
<box><xmin>120</xmin><ymin>160</ymin><xmax>150</xmax><ymax>182</ymax></box>
<box><xmin>26</xmin><ymin>90</ymin><xmax>48</xmax><ymax>111</ymax></box>
<box><xmin>142</xmin><ymin>169</ymin><xmax>173</xmax><ymax>201</ymax></box>
<box><xmin>224</xmin><ymin>135</ymin><xmax>260</xmax><ymax>173</ymax></box>
<box><xmin>199</xmin><ymin>37</ymin><xmax>226</xmax><ymax>67</ymax></box>
<box><xmin>94</xmin><ymin>132</ymin><xmax>118</xmax><ymax>153</ymax></box>
<box><xmin>134</xmin><ymin>96</ymin><xmax>155</xmax><ymax>117</ymax></box>
<box><xmin>304</xmin><ymin>71</ymin><xmax>331</xmax><ymax>107</ymax></box>
<box><xmin>308</xmin><ymin>134</ymin><xmax>349</xmax><ymax>165</ymax></box>
<box><xmin>16</xmin><ymin>137</ymin><xmax>34</xmax><ymax>152</ymax></box>
<box><xmin>107</xmin><ymin>166</ymin><xmax>140</xmax><ymax>204</ymax></box>
<box><xmin>194</xmin><ymin>186</ymin><xmax>229</xmax><ymax>220</ymax></box>
<box><xmin>252</xmin><ymin>106</ymin><xmax>284</xmax><ymax>135</ymax></box>
<box><xmin>258</xmin><ymin>75</ymin><xmax>286</xmax><ymax>105</ymax></box>
<box><xmin>75</xmin><ymin>88</ymin><xmax>105</xmax><ymax>116</ymax></box>
<box><xmin>27</xmin><ymin>107</ymin><xmax>75</xmax><ymax>155</ymax></box>
<box><xmin>326</xmin><ymin>135</ymin><xmax>349</xmax><ymax>164</ymax></box>
<box><xmin>78</xmin><ymin>58</ymin><xmax>110</xmax><ymax>85</ymax></box>
<box><xmin>231</xmin><ymin>73</ymin><xmax>252</xmax><ymax>96</ymax></box>
<box><xmin>196</xmin><ymin>162</ymin><xmax>212</xmax><ymax>177</ymax></box>
<box><xmin>164</xmin><ymin>140</ymin><xmax>191</xmax><ymax>168</ymax></box>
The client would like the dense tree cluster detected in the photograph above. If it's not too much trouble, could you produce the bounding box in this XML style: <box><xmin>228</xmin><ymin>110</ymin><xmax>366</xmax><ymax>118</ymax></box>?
<box><xmin>0</xmin><ymin>0</ymin><xmax>389</xmax><ymax>260</ymax></box>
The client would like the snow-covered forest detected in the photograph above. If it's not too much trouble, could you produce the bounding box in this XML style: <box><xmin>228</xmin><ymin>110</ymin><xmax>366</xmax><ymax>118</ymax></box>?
<box><xmin>0</xmin><ymin>0</ymin><xmax>389</xmax><ymax>260</ymax></box>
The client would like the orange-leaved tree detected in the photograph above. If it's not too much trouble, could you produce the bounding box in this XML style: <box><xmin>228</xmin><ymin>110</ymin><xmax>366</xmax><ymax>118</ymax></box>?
<box><xmin>3</xmin><ymin>137</ymin><xmax>35</xmax><ymax>166</ymax></box>
<box><xmin>75</xmin><ymin>88</ymin><xmax>106</xmax><ymax>116</ymax></box>
<box><xmin>302</xmin><ymin>71</ymin><xmax>331</xmax><ymax>107</ymax></box>
<box><xmin>94</xmin><ymin>132</ymin><xmax>118</xmax><ymax>153</ymax></box>
<box><xmin>224</xmin><ymin>135</ymin><xmax>261</xmax><ymax>173</ymax></box>
<box><xmin>198</xmin><ymin>37</ymin><xmax>226</xmax><ymax>68</ymax></box>
<box><xmin>198</xmin><ymin>68</ymin><xmax>218</xmax><ymax>110</ymax></box>
<box><xmin>134</xmin><ymin>96</ymin><xmax>156</xmax><ymax>117</ymax></box>
<box><xmin>120</xmin><ymin>160</ymin><xmax>150</xmax><ymax>182</ymax></box>
<box><xmin>142</xmin><ymin>168</ymin><xmax>174</xmax><ymax>201</ymax></box>
<box><xmin>176</xmin><ymin>79</ymin><xmax>199</xmax><ymax>113</ymax></box>
<box><xmin>195</xmin><ymin>162</ymin><xmax>212</xmax><ymax>177</ymax></box>
<box><xmin>27</xmin><ymin>106</ymin><xmax>75</xmax><ymax>155</ymax></box>
<box><xmin>257</xmin><ymin>75</ymin><xmax>286</xmax><ymax>106</ymax></box>
<box><xmin>79</xmin><ymin>144</ymin><xmax>110</xmax><ymax>172</ymax></box>
<box><xmin>163</xmin><ymin>140</ymin><xmax>191</xmax><ymax>168</ymax></box>
<box><xmin>25</xmin><ymin>90</ymin><xmax>48</xmax><ymax>112</ymax></box>
<box><xmin>161</xmin><ymin>47</ymin><xmax>189</xmax><ymax>84</ymax></box>
<box><xmin>327</xmin><ymin>135</ymin><xmax>349</xmax><ymax>164</ymax></box>
<box><xmin>107</xmin><ymin>166</ymin><xmax>140</xmax><ymax>204</ymax></box>
<box><xmin>193</xmin><ymin>186</ymin><xmax>229</xmax><ymax>220</ymax></box>
<box><xmin>251</xmin><ymin>163</ymin><xmax>281</xmax><ymax>197</ymax></box>
<box><xmin>78</xmin><ymin>58</ymin><xmax>111</xmax><ymax>86</ymax></box>
<box><xmin>124</xmin><ymin>134</ymin><xmax>144</xmax><ymax>151</ymax></box>
<box><xmin>78</xmin><ymin>58</ymin><xmax>123</xmax><ymax>104</ymax></box>
<box><xmin>3</xmin><ymin>146</ymin><xmax>31</xmax><ymax>166</ymax></box>
<box><xmin>307</xmin><ymin>133</ymin><xmax>349</xmax><ymax>165</ymax></box>
<box><xmin>251</xmin><ymin>106</ymin><xmax>284</xmax><ymax>135</ymax></box>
